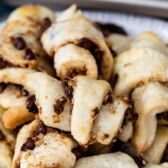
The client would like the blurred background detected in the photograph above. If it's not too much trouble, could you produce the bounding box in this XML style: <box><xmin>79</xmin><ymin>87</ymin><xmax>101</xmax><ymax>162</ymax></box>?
<box><xmin>1</xmin><ymin>0</ymin><xmax>168</xmax><ymax>21</ymax></box>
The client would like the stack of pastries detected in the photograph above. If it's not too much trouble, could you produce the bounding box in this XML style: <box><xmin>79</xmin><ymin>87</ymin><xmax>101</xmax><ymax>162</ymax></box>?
<box><xmin>0</xmin><ymin>4</ymin><xmax>167</xmax><ymax>168</ymax></box>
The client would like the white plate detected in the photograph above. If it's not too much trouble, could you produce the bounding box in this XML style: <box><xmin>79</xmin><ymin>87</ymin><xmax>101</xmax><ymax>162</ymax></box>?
<box><xmin>1</xmin><ymin>10</ymin><xmax>168</xmax><ymax>42</ymax></box>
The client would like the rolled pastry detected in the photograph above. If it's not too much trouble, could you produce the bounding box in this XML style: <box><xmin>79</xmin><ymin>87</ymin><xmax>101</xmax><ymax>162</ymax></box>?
<box><xmin>0</xmin><ymin>5</ymin><xmax>55</xmax><ymax>74</ymax></box>
<box><xmin>0</xmin><ymin>68</ymin><xmax>71</xmax><ymax>131</ymax></box>
<box><xmin>113</xmin><ymin>48</ymin><xmax>168</xmax><ymax>96</ymax></box>
<box><xmin>144</xmin><ymin>126</ymin><xmax>168</xmax><ymax>164</ymax></box>
<box><xmin>71</xmin><ymin>76</ymin><xmax>129</xmax><ymax>146</ymax></box>
<box><xmin>0</xmin><ymin>84</ymin><xmax>34</xmax><ymax>129</ymax></box>
<box><xmin>131</xmin><ymin>83</ymin><xmax>168</xmax><ymax>153</ymax></box>
<box><xmin>42</xmin><ymin>5</ymin><xmax>113</xmax><ymax>80</ymax></box>
<box><xmin>74</xmin><ymin>152</ymin><xmax>138</xmax><ymax>168</ymax></box>
<box><xmin>12</xmin><ymin>119</ymin><xmax>76</xmax><ymax>168</ymax></box>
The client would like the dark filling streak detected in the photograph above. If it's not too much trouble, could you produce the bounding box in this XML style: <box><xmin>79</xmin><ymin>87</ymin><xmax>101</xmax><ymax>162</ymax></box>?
<box><xmin>0</xmin><ymin>57</ymin><xmax>13</xmax><ymax>69</ymax></box>
<box><xmin>92</xmin><ymin>107</ymin><xmax>99</xmax><ymax>117</ymax></box>
<box><xmin>78</xmin><ymin>38</ymin><xmax>103</xmax><ymax>73</ymax></box>
<box><xmin>21</xmin><ymin>137</ymin><xmax>36</xmax><ymax>151</ymax></box>
<box><xmin>13</xmin><ymin>37</ymin><xmax>26</xmax><ymax>50</ymax></box>
<box><xmin>41</xmin><ymin>17</ymin><xmax>52</xmax><ymax>34</ymax></box>
<box><xmin>16</xmin><ymin>84</ymin><xmax>29</xmax><ymax>96</ymax></box>
<box><xmin>21</xmin><ymin>121</ymin><xmax>47</xmax><ymax>152</ymax></box>
<box><xmin>103</xmin><ymin>92</ymin><xmax>113</xmax><ymax>105</ymax></box>
<box><xmin>162</xmin><ymin>143</ymin><xmax>168</xmax><ymax>162</ymax></box>
<box><xmin>0</xmin><ymin>130</ymin><xmax>5</xmax><ymax>141</ymax></box>
<box><xmin>157</xmin><ymin>112</ymin><xmax>168</xmax><ymax>121</ymax></box>
<box><xmin>94</xmin><ymin>22</ymin><xmax>127</xmax><ymax>37</ymax></box>
<box><xmin>62</xmin><ymin>78</ymin><xmax>73</xmax><ymax>99</ymax></box>
<box><xmin>70</xmin><ymin>69</ymin><xmax>87</xmax><ymax>78</ymax></box>
<box><xmin>34</xmin><ymin>121</ymin><xmax>47</xmax><ymax>136</ymax></box>
<box><xmin>53</xmin><ymin>96</ymin><xmax>67</xmax><ymax>115</ymax></box>
<box><xmin>123</xmin><ymin>107</ymin><xmax>138</xmax><ymax>126</ymax></box>
<box><xmin>133</xmin><ymin>155</ymin><xmax>147</xmax><ymax>168</ymax></box>
<box><xmin>26</xmin><ymin>95</ymin><xmax>38</xmax><ymax>113</ymax></box>
<box><xmin>0</xmin><ymin>83</ymin><xmax>7</xmax><ymax>93</ymax></box>
<box><xmin>24</xmin><ymin>48</ymin><xmax>36</xmax><ymax>60</ymax></box>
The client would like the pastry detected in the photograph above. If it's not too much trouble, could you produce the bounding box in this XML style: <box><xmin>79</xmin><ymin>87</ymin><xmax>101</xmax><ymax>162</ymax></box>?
<box><xmin>42</xmin><ymin>5</ymin><xmax>113</xmax><ymax>80</ymax></box>
<box><xmin>0</xmin><ymin>5</ymin><xmax>55</xmax><ymax>75</ymax></box>
<box><xmin>12</xmin><ymin>119</ymin><xmax>76</xmax><ymax>168</ymax></box>
<box><xmin>0</xmin><ymin>68</ymin><xmax>71</xmax><ymax>131</ymax></box>
<box><xmin>74</xmin><ymin>152</ymin><xmax>138</xmax><ymax>168</ymax></box>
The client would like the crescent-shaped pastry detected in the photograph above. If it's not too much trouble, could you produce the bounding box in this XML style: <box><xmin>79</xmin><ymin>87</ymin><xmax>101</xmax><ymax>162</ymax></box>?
<box><xmin>144</xmin><ymin>126</ymin><xmax>168</xmax><ymax>164</ymax></box>
<box><xmin>42</xmin><ymin>5</ymin><xmax>113</xmax><ymax>80</ymax></box>
<box><xmin>74</xmin><ymin>152</ymin><xmax>138</xmax><ymax>168</ymax></box>
<box><xmin>12</xmin><ymin>119</ymin><xmax>76</xmax><ymax>168</ymax></box>
<box><xmin>113</xmin><ymin>48</ymin><xmax>168</xmax><ymax>96</ymax></box>
<box><xmin>0</xmin><ymin>84</ymin><xmax>34</xmax><ymax>129</ymax></box>
<box><xmin>0</xmin><ymin>68</ymin><xmax>71</xmax><ymax>131</ymax></box>
<box><xmin>71</xmin><ymin>76</ymin><xmax>129</xmax><ymax>145</ymax></box>
<box><xmin>131</xmin><ymin>83</ymin><xmax>168</xmax><ymax>153</ymax></box>
<box><xmin>0</xmin><ymin>5</ymin><xmax>55</xmax><ymax>74</ymax></box>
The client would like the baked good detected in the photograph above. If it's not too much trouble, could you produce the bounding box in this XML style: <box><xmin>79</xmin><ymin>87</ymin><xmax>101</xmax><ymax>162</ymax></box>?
<box><xmin>42</xmin><ymin>5</ymin><xmax>113</xmax><ymax>80</ymax></box>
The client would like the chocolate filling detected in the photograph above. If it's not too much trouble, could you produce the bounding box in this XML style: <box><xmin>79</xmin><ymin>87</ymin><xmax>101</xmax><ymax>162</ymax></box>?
<box><xmin>24</xmin><ymin>48</ymin><xmax>36</xmax><ymax>60</ymax></box>
<box><xmin>78</xmin><ymin>38</ymin><xmax>103</xmax><ymax>72</ymax></box>
<box><xmin>62</xmin><ymin>78</ymin><xmax>73</xmax><ymax>99</ymax></box>
<box><xmin>41</xmin><ymin>17</ymin><xmax>52</xmax><ymax>34</ymax></box>
<box><xmin>123</xmin><ymin>107</ymin><xmax>138</xmax><ymax>126</ymax></box>
<box><xmin>91</xmin><ymin>107</ymin><xmax>99</xmax><ymax>118</ymax></box>
<box><xmin>34</xmin><ymin>122</ymin><xmax>47</xmax><ymax>136</ymax></box>
<box><xmin>94</xmin><ymin>22</ymin><xmax>127</xmax><ymax>37</ymax></box>
<box><xmin>157</xmin><ymin>112</ymin><xmax>168</xmax><ymax>121</ymax></box>
<box><xmin>0</xmin><ymin>83</ymin><xmax>7</xmax><ymax>93</ymax></box>
<box><xmin>21</xmin><ymin>121</ymin><xmax>48</xmax><ymax>152</ymax></box>
<box><xmin>21</xmin><ymin>137</ymin><xmax>36</xmax><ymax>151</ymax></box>
<box><xmin>13</xmin><ymin>37</ymin><xmax>26</xmax><ymax>50</ymax></box>
<box><xmin>26</xmin><ymin>95</ymin><xmax>38</xmax><ymax>113</ymax></box>
<box><xmin>16</xmin><ymin>85</ymin><xmax>29</xmax><ymax>96</ymax></box>
<box><xmin>0</xmin><ymin>57</ymin><xmax>13</xmax><ymax>69</ymax></box>
<box><xmin>133</xmin><ymin>155</ymin><xmax>147</xmax><ymax>168</ymax></box>
<box><xmin>70</xmin><ymin>69</ymin><xmax>87</xmax><ymax>78</ymax></box>
<box><xmin>53</xmin><ymin>96</ymin><xmax>67</xmax><ymax>115</ymax></box>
